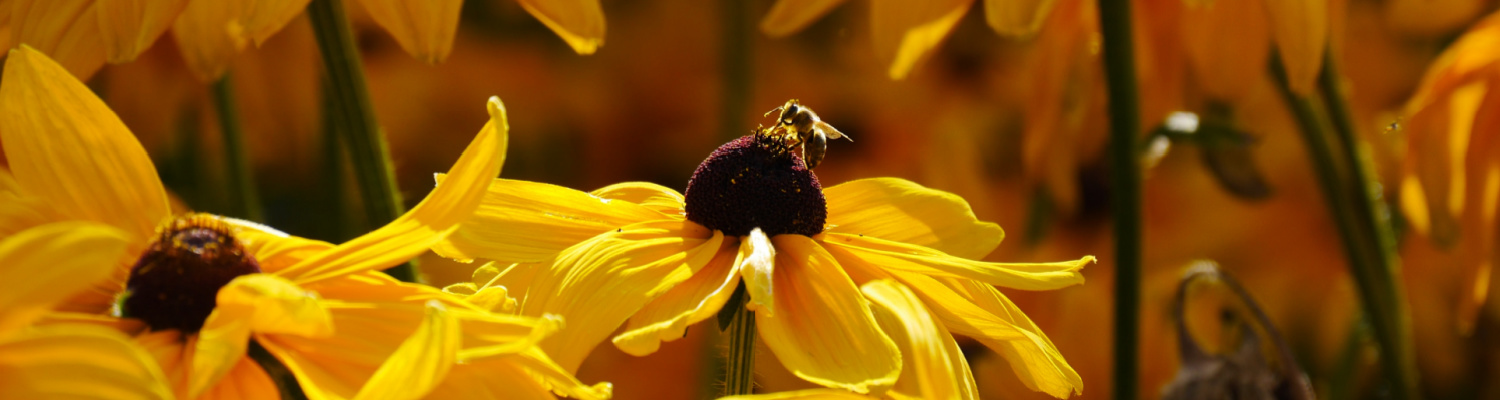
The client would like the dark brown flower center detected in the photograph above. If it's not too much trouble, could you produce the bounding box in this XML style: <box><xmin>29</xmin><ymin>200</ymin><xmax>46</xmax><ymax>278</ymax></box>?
<box><xmin>122</xmin><ymin>214</ymin><xmax>261</xmax><ymax>334</ymax></box>
<box><xmin>683</xmin><ymin>134</ymin><xmax>827</xmax><ymax>237</ymax></box>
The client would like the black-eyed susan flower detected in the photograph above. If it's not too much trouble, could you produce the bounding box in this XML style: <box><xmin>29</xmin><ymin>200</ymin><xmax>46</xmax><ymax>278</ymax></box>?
<box><xmin>0</xmin><ymin>46</ymin><xmax>609</xmax><ymax>400</ymax></box>
<box><xmin>437</xmin><ymin>105</ymin><xmax>1094</xmax><ymax>397</ymax></box>
<box><xmin>0</xmin><ymin>0</ymin><xmax>605</xmax><ymax>80</ymax></box>
<box><xmin>0</xmin><ymin>222</ymin><xmax>174</xmax><ymax>400</ymax></box>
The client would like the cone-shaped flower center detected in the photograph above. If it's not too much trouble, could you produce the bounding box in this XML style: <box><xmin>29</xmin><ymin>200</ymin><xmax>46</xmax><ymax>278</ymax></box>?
<box><xmin>122</xmin><ymin>214</ymin><xmax>261</xmax><ymax>334</ymax></box>
<box><xmin>684</xmin><ymin>134</ymin><xmax>827</xmax><ymax>237</ymax></box>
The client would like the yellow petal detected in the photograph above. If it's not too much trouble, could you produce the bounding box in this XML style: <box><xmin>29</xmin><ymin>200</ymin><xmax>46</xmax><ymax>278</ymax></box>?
<box><xmin>241</xmin><ymin>0</ymin><xmax>313</xmax><ymax>46</ymax></box>
<box><xmin>423</xmin><ymin>360</ymin><xmax>557</xmax><ymax>400</ymax></box>
<box><xmin>862</xmin><ymin>280</ymin><xmax>977</xmax><ymax>400</ymax></box>
<box><xmin>0</xmin><ymin>222</ymin><xmax>130</xmax><ymax>336</ymax></box>
<box><xmin>357</xmin><ymin>0</ymin><xmax>462</xmax><ymax>63</ymax></box>
<box><xmin>506</xmin><ymin>346</ymin><xmax>613</xmax><ymax>400</ymax></box>
<box><xmin>1180</xmin><ymin>0</ymin><xmax>1271</xmax><ymax>103</ymax></box>
<box><xmin>96</xmin><ymin>0</ymin><xmax>189</xmax><ymax>63</ymax></box>
<box><xmin>1264</xmin><ymin>0</ymin><xmax>1328</xmax><ymax>94</ymax></box>
<box><xmin>612</xmin><ymin>241</ymin><xmax>740</xmax><ymax>356</ymax></box>
<box><xmin>515</xmin><ymin>0</ymin><xmax>606</xmax><ymax>54</ymax></box>
<box><xmin>590</xmin><ymin>181</ymin><xmax>686</xmax><ymax>214</ymax></box>
<box><xmin>1404</xmin><ymin>13</ymin><xmax>1500</xmax><ymax>115</ymax></box>
<box><xmin>720</xmin><ymin>389</ymin><xmax>876</xmax><ymax>400</ymax></box>
<box><xmin>889</xmin><ymin>271</ymin><xmax>1081</xmax><ymax>397</ymax></box>
<box><xmin>0</xmin><ymin>45</ymin><xmax>172</xmax><ymax>240</ymax></box>
<box><xmin>171</xmin><ymin>0</ymin><xmax>251</xmax><ymax>81</ymax></box>
<box><xmin>740</xmin><ymin>228</ymin><xmax>778</xmax><ymax>315</ymax></box>
<box><xmin>198</xmin><ymin>355</ymin><xmax>280</xmax><ymax>400</ymax></box>
<box><xmin>822</xmin><ymin>233</ymin><xmax>1091</xmax><ymax>291</ymax></box>
<box><xmin>434</xmin><ymin>179</ymin><xmax>670</xmax><ymax>264</ymax></box>
<box><xmin>983</xmin><ymin>0</ymin><xmax>1054</xmax><ymax>36</ymax></box>
<box><xmin>351</xmin><ymin>301</ymin><xmax>460</xmax><ymax>400</ymax></box>
<box><xmin>257</xmin><ymin>304</ymin><xmax>425</xmax><ymax>399</ymax></box>
<box><xmin>5</xmin><ymin>0</ymin><xmax>109</xmax><ymax>78</ymax></box>
<box><xmin>511</xmin><ymin>220</ymin><xmax>723</xmax><ymax>372</ymax></box>
<box><xmin>222</xmin><ymin>217</ymin><xmax>337</xmax><ymax>273</ymax></box>
<box><xmin>869</xmin><ymin>0</ymin><xmax>974</xmax><ymax>79</ymax></box>
<box><xmin>756</xmin><ymin>234</ymin><xmax>901</xmax><ymax>394</ymax></box>
<box><xmin>280</xmin><ymin>97</ymin><xmax>510</xmax><ymax>285</ymax></box>
<box><xmin>0</xmin><ymin>324</ymin><xmax>173</xmax><ymax>400</ymax></box>
<box><xmin>759</xmin><ymin>0</ymin><xmax>849</xmax><ymax>38</ymax></box>
<box><xmin>825</xmin><ymin>178</ymin><xmax>1005</xmax><ymax>259</ymax></box>
<box><xmin>193</xmin><ymin>274</ymin><xmax>332</xmax><ymax>398</ymax></box>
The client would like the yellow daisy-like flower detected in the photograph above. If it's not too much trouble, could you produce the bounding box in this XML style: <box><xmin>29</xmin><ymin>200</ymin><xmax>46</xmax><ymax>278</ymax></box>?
<box><xmin>0</xmin><ymin>0</ymin><xmax>605</xmax><ymax>80</ymax></box>
<box><xmin>437</xmin><ymin>112</ymin><xmax>1093</xmax><ymax>397</ymax></box>
<box><xmin>0</xmin><ymin>46</ymin><xmax>609</xmax><ymax>400</ymax></box>
<box><xmin>0</xmin><ymin>221</ymin><xmax>174</xmax><ymax>400</ymax></box>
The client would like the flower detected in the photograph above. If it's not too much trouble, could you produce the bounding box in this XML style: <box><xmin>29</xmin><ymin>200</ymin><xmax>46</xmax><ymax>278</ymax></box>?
<box><xmin>0</xmin><ymin>45</ymin><xmax>608</xmax><ymax>400</ymax></box>
<box><xmin>437</xmin><ymin>115</ymin><xmax>1094</xmax><ymax>397</ymax></box>
<box><xmin>0</xmin><ymin>0</ymin><xmax>606</xmax><ymax>80</ymax></box>
<box><xmin>0</xmin><ymin>222</ymin><xmax>174</xmax><ymax>400</ymax></box>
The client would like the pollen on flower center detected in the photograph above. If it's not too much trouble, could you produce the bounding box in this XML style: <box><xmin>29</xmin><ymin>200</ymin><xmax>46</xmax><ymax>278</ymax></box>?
<box><xmin>122</xmin><ymin>214</ymin><xmax>261</xmax><ymax>334</ymax></box>
<box><xmin>683</xmin><ymin>133</ymin><xmax>827</xmax><ymax>237</ymax></box>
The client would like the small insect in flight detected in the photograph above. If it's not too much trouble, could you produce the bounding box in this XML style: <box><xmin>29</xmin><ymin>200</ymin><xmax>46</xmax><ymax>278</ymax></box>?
<box><xmin>764</xmin><ymin>99</ymin><xmax>852</xmax><ymax>169</ymax></box>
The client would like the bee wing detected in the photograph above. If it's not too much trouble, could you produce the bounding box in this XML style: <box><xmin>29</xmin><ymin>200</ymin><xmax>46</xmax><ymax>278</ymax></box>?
<box><xmin>814</xmin><ymin>121</ymin><xmax>851</xmax><ymax>141</ymax></box>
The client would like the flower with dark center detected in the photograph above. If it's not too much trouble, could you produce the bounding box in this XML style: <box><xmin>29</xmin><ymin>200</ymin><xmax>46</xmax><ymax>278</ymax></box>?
<box><xmin>437</xmin><ymin>100</ymin><xmax>1097</xmax><ymax>397</ymax></box>
<box><xmin>121</xmin><ymin>214</ymin><xmax>261</xmax><ymax>334</ymax></box>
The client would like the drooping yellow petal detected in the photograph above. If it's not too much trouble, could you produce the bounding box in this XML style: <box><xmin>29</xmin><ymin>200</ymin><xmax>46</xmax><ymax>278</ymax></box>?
<box><xmin>505</xmin><ymin>346</ymin><xmax>614</xmax><ymax>400</ymax></box>
<box><xmin>507</xmin><ymin>220</ymin><xmax>723</xmax><ymax>372</ymax></box>
<box><xmin>198</xmin><ymin>355</ymin><xmax>280</xmax><ymax>400</ymax></box>
<box><xmin>612</xmin><ymin>240</ymin><xmax>741</xmax><ymax>356</ymax></box>
<box><xmin>823</xmin><ymin>233</ymin><xmax>1091</xmax><ymax>291</ymax></box>
<box><xmin>241</xmin><ymin>0</ymin><xmax>312</xmax><ymax>46</ymax></box>
<box><xmin>434</xmin><ymin>179</ymin><xmax>671</xmax><ymax>263</ymax></box>
<box><xmin>869</xmin><ymin>0</ymin><xmax>974</xmax><ymax>79</ymax></box>
<box><xmin>171</xmin><ymin>0</ymin><xmax>251</xmax><ymax>81</ymax></box>
<box><xmin>721</xmin><ymin>389</ymin><xmax>876</xmax><ymax>400</ymax></box>
<box><xmin>515</xmin><ymin>0</ymin><xmax>606</xmax><ymax>54</ymax></box>
<box><xmin>756</xmin><ymin>234</ymin><xmax>902</xmax><ymax>394</ymax></box>
<box><xmin>759</xmin><ymin>0</ymin><xmax>849</xmax><ymax>37</ymax></box>
<box><xmin>6</xmin><ymin>0</ymin><xmax>109</xmax><ymax>78</ymax></box>
<box><xmin>258</xmin><ymin>304</ymin><xmax>426</xmax><ymax>400</ymax></box>
<box><xmin>0</xmin><ymin>222</ymin><xmax>130</xmax><ymax>337</ymax></box>
<box><xmin>350</xmin><ymin>301</ymin><xmax>460</xmax><ymax>400</ymax></box>
<box><xmin>1404</xmin><ymin>13</ymin><xmax>1500</xmax><ymax>115</ymax></box>
<box><xmin>1180</xmin><ymin>0</ymin><xmax>1271</xmax><ymax>103</ymax></box>
<box><xmin>0</xmin><ymin>45</ymin><xmax>172</xmax><ymax>241</ymax></box>
<box><xmin>590</xmin><ymin>181</ymin><xmax>686</xmax><ymax>214</ymax></box>
<box><xmin>422</xmin><ymin>359</ymin><xmax>558</xmax><ymax>400</ymax></box>
<box><xmin>0</xmin><ymin>324</ymin><xmax>173</xmax><ymax>400</ymax></box>
<box><xmin>193</xmin><ymin>274</ymin><xmax>333</xmax><ymax>398</ymax></box>
<box><xmin>825</xmin><ymin>178</ymin><xmax>1005</xmax><ymax>259</ymax></box>
<box><xmin>863</xmin><ymin>279</ymin><xmax>977</xmax><ymax>400</ymax></box>
<box><xmin>889</xmin><ymin>271</ymin><xmax>1081</xmax><ymax>397</ymax></box>
<box><xmin>357</xmin><ymin>0</ymin><xmax>462</xmax><ymax>63</ymax></box>
<box><xmin>96</xmin><ymin>0</ymin><xmax>189</xmax><ymax>63</ymax></box>
<box><xmin>280</xmin><ymin>97</ymin><xmax>510</xmax><ymax>285</ymax></box>
<box><xmin>983</xmin><ymin>0</ymin><xmax>1055</xmax><ymax>36</ymax></box>
<box><xmin>740</xmin><ymin>228</ymin><xmax>778</xmax><ymax>315</ymax></box>
<box><xmin>1264</xmin><ymin>0</ymin><xmax>1328</xmax><ymax>94</ymax></box>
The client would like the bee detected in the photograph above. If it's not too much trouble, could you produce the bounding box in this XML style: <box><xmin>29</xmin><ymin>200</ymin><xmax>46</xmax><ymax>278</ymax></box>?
<box><xmin>765</xmin><ymin>99</ymin><xmax>851</xmax><ymax>169</ymax></box>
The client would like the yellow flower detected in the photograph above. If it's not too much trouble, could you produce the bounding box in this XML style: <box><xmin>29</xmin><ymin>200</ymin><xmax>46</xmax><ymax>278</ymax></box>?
<box><xmin>437</xmin><ymin>123</ymin><xmax>1094</xmax><ymax>397</ymax></box>
<box><xmin>760</xmin><ymin>0</ymin><xmax>1056</xmax><ymax>80</ymax></box>
<box><xmin>0</xmin><ymin>222</ymin><xmax>174</xmax><ymax>400</ymax></box>
<box><xmin>0</xmin><ymin>45</ymin><xmax>608</xmax><ymax>400</ymax></box>
<box><xmin>0</xmin><ymin>0</ymin><xmax>605</xmax><ymax>80</ymax></box>
<box><xmin>1398</xmin><ymin>10</ymin><xmax>1500</xmax><ymax>335</ymax></box>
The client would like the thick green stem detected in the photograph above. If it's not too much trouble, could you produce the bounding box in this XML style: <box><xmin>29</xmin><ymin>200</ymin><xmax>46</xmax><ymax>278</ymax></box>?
<box><xmin>723</xmin><ymin>285</ymin><xmax>756</xmax><ymax>395</ymax></box>
<box><xmin>308</xmin><ymin>0</ymin><xmax>415</xmax><ymax>282</ymax></box>
<box><xmin>1314</xmin><ymin>53</ymin><xmax>1420</xmax><ymax>400</ymax></box>
<box><xmin>720</xmin><ymin>0</ymin><xmax>752</xmax><ymax>142</ymax></box>
<box><xmin>211</xmin><ymin>75</ymin><xmax>264</xmax><ymax>222</ymax></box>
<box><xmin>1094</xmin><ymin>1</ymin><xmax>1143</xmax><ymax>399</ymax></box>
<box><xmin>248</xmin><ymin>340</ymin><xmax>307</xmax><ymax>400</ymax></box>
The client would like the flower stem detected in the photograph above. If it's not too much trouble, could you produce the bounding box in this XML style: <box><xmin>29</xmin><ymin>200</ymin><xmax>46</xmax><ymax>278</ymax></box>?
<box><xmin>307</xmin><ymin>0</ymin><xmax>415</xmax><ymax>282</ymax></box>
<box><xmin>248</xmin><ymin>340</ymin><xmax>307</xmax><ymax>400</ymax></box>
<box><xmin>723</xmin><ymin>284</ymin><xmax>756</xmax><ymax>395</ymax></box>
<box><xmin>720</xmin><ymin>0</ymin><xmax>753</xmax><ymax>142</ymax></box>
<box><xmin>1271</xmin><ymin>51</ymin><xmax>1418</xmax><ymax>400</ymax></box>
<box><xmin>211</xmin><ymin>74</ymin><xmax>264</xmax><ymax>222</ymax></box>
<box><xmin>1093</xmin><ymin>0</ymin><xmax>1143</xmax><ymax>399</ymax></box>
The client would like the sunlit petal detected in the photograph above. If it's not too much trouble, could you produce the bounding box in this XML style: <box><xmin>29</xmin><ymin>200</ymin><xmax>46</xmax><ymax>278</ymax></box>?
<box><xmin>350</xmin><ymin>301</ymin><xmax>460</xmax><ymax>400</ymax></box>
<box><xmin>983</xmin><ymin>0</ymin><xmax>1054</xmax><ymax>36</ymax></box>
<box><xmin>0</xmin><ymin>222</ymin><xmax>130</xmax><ymax>336</ymax></box>
<box><xmin>357</xmin><ymin>0</ymin><xmax>462</xmax><ymax>63</ymax></box>
<box><xmin>760</xmin><ymin>0</ymin><xmax>848</xmax><ymax>37</ymax></box>
<box><xmin>0</xmin><ymin>45</ymin><xmax>172</xmax><ymax>241</ymax></box>
<box><xmin>869</xmin><ymin>0</ymin><xmax>974</xmax><ymax>79</ymax></box>
<box><xmin>193</xmin><ymin>274</ymin><xmax>333</xmax><ymax>398</ymax></box>
<box><xmin>825</xmin><ymin>178</ymin><xmax>1005</xmax><ymax>259</ymax></box>
<box><xmin>0</xmin><ymin>324</ymin><xmax>173</xmax><ymax>400</ymax></box>
<box><xmin>590</xmin><ymin>181</ymin><xmax>686</xmax><ymax>215</ymax></box>
<box><xmin>613</xmin><ymin>241</ymin><xmax>741</xmax><ymax>356</ymax></box>
<box><xmin>434</xmin><ymin>179</ymin><xmax>670</xmax><ymax>263</ymax></box>
<box><xmin>280</xmin><ymin>97</ymin><xmax>510</xmax><ymax>285</ymax></box>
<box><xmin>422</xmin><ymin>359</ymin><xmax>557</xmax><ymax>400</ymax></box>
<box><xmin>515</xmin><ymin>0</ymin><xmax>606</xmax><ymax>54</ymax></box>
<box><xmin>222</xmin><ymin>217</ymin><xmax>337</xmax><ymax>273</ymax></box>
<box><xmin>863</xmin><ymin>279</ymin><xmax>977</xmax><ymax>400</ymax></box>
<box><xmin>740</xmin><ymin>228</ymin><xmax>777</xmax><ymax>315</ymax></box>
<box><xmin>96</xmin><ymin>0</ymin><xmax>188</xmax><ymax>63</ymax></box>
<box><xmin>756</xmin><ymin>234</ymin><xmax>901</xmax><ymax>394</ymax></box>
<box><xmin>823</xmin><ymin>233</ymin><xmax>1090</xmax><ymax>291</ymax></box>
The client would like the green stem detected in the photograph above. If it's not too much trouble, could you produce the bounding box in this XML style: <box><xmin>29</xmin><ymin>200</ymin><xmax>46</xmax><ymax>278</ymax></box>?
<box><xmin>723</xmin><ymin>285</ymin><xmax>756</xmax><ymax>395</ymax></box>
<box><xmin>248</xmin><ymin>340</ymin><xmax>307</xmax><ymax>400</ymax></box>
<box><xmin>1315</xmin><ymin>53</ymin><xmax>1420</xmax><ymax>400</ymax></box>
<box><xmin>1094</xmin><ymin>1</ymin><xmax>1143</xmax><ymax>399</ymax></box>
<box><xmin>307</xmin><ymin>0</ymin><xmax>415</xmax><ymax>282</ymax></box>
<box><xmin>721</xmin><ymin>0</ymin><xmax>752</xmax><ymax>142</ymax></box>
<box><xmin>211</xmin><ymin>75</ymin><xmax>264</xmax><ymax>222</ymax></box>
